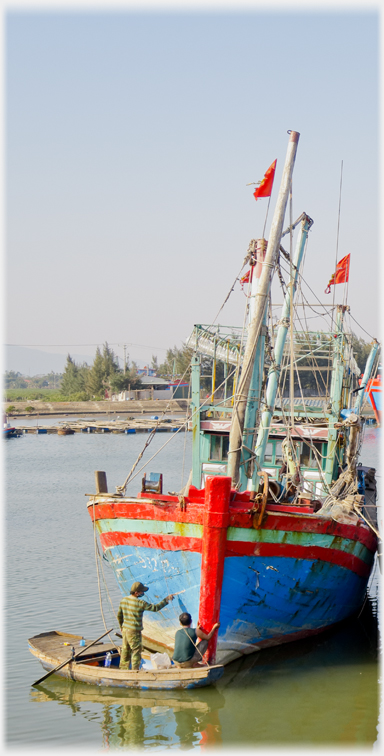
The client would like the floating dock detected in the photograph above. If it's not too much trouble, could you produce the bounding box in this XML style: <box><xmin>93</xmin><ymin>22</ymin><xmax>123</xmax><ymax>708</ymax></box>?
<box><xmin>17</xmin><ymin>418</ymin><xmax>187</xmax><ymax>435</ymax></box>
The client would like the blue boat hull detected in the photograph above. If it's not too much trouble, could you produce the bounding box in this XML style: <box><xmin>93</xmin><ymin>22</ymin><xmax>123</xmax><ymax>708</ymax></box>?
<box><xmin>102</xmin><ymin>541</ymin><xmax>372</xmax><ymax>665</ymax></box>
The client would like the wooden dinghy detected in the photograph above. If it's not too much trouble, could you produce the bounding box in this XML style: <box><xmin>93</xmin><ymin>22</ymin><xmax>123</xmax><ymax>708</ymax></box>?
<box><xmin>57</xmin><ymin>427</ymin><xmax>75</xmax><ymax>435</ymax></box>
<box><xmin>28</xmin><ymin>631</ymin><xmax>224</xmax><ymax>690</ymax></box>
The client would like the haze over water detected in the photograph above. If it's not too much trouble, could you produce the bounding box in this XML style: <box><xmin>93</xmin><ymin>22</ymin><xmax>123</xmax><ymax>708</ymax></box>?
<box><xmin>5</xmin><ymin>425</ymin><xmax>380</xmax><ymax>749</ymax></box>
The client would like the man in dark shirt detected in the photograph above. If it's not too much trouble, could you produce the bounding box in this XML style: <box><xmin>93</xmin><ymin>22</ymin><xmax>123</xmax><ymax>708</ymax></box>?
<box><xmin>172</xmin><ymin>612</ymin><xmax>220</xmax><ymax>668</ymax></box>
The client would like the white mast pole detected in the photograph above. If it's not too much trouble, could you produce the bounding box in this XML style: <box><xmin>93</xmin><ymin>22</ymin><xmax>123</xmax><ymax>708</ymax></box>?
<box><xmin>227</xmin><ymin>130</ymin><xmax>300</xmax><ymax>486</ymax></box>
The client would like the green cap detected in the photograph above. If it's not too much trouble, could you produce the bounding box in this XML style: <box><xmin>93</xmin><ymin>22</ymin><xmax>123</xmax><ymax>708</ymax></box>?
<box><xmin>130</xmin><ymin>581</ymin><xmax>149</xmax><ymax>593</ymax></box>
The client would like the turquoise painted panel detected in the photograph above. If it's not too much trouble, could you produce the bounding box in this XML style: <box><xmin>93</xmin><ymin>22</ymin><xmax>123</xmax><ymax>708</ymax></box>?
<box><xmin>97</xmin><ymin>518</ymin><xmax>203</xmax><ymax>539</ymax></box>
<box><xmin>226</xmin><ymin>526</ymin><xmax>372</xmax><ymax>564</ymax></box>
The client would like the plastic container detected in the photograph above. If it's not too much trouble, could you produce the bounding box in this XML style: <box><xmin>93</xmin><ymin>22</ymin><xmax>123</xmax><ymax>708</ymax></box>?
<box><xmin>104</xmin><ymin>652</ymin><xmax>112</xmax><ymax>667</ymax></box>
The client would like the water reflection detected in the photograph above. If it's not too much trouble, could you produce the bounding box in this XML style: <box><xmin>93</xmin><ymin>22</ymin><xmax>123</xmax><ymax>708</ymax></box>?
<box><xmin>30</xmin><ymin>595</ymin><xmax>379</xmax><ymax>749</ymax></box>
<box><xmin>31</xmin><ymin>679</ymin><xmax>226</xmax><ymax>749</ymax></box>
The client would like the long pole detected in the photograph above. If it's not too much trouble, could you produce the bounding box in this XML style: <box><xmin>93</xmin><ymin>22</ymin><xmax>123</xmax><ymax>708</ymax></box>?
<box><xmin>253</xmin><ymin>214</ymin><xmax>312</xmax><ymax>484</ymax></box>
<box><xmin>227</xmin><ymin>130</ymin><xmax>300</xmax><ymax>486</ymax></box>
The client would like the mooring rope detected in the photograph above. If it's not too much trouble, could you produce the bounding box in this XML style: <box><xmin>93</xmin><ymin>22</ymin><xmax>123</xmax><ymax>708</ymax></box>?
<box><xmin>93</xmin><ymin>499</ymin><xmax>118</xmax><ymax>644</ymax></box>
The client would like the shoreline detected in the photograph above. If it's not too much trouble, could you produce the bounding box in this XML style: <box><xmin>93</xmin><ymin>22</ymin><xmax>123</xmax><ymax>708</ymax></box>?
<box><xmin>3</xmin><ymin>398</ymin><xmax>189</xmax><ymax>418</ymax></box>
<box><xmin>3</xmin><ymin>397</ymin><xmax>376</xmax><ymax>421</ymax></box>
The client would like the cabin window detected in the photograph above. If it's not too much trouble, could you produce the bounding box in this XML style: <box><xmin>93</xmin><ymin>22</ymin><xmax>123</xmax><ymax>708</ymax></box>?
<box><xmin>300</xmin><ymin>441</ymin><xmax>323</xmax><ymax>469</ymax></box>
<box><xmin>222</xmin><ymin>435</ymin><xmax>229</xmax><ymax>461</ymax></box>
<box><xmin>209</xmin><ymin>434</ymin><xmax>229</xmax><ymax>461</ymax></box>
<box><xmin>275</xmin><ymin>441</ymin><xmax>283</xmax><ymax>464</ymax></box>
<box><xmin>300</xmin><ymin>442</ymin><xmax>311</xmax><ymax>467</ymax></box>
<box><xmin>264</xmin><ymin>442</ymin><xmax>274</xmax><ymax>463</ymax></box>
<box><xmin>262</xmin><ymin>440</ymin><xmax>281</xmax><ymax>465</ymax></box>
<box><xmin>210</xmin><ymin>435</ymin><xmax>221</xmax><ymax>461</ymax></box>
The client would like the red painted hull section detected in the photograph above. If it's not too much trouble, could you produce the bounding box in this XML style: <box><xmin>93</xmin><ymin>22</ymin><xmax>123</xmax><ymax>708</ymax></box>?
<box><xmin>89</xmin><ymin>479</ymin><xmax>377</xmax><ymax>664</ymax></box>
<box><xmin>99</xmin><ymin>530</ymin><xmax>372</xmax><ymax>578</ymax></box>
<box><xmin>90</xmin><ymin>498</ymin><xmax>376</xmax><ymax>552</ymax></box>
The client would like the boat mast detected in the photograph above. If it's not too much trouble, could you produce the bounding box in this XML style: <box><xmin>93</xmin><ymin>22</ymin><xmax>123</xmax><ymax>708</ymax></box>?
<box><xmin>191</xmin><ymin>353</ymin><xmax>202</xmax><ymax>487</ymax></box>
<box><xmin>227</xmin><ymin>130</ymin><xmax>300</xmax><ymax>487</ymax></box>
<box><xmin>324</xmin><ymin>305</ymin><xmax>348</xmax><ymax>486</ymax></box>
<box><xmin>240</xmin><ymin>239</ymin><xmax>268</xmax><ymax>488</ymax></box>
<box><xmin>252</xmin><ymin>213</ymin><xmax>313</xmax><ymax>488</ymax></box>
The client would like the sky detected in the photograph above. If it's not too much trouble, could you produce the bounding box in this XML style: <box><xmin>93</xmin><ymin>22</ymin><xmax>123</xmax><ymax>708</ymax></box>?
<box><xmin>4</xmin><ymin>1</ymin><xmax>381</xmax><ymax>372</ymax></box>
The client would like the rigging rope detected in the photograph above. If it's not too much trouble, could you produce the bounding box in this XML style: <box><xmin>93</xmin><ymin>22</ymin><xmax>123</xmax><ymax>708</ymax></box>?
<box><xmin>115</xmin><ymin>237</ymin><xmax>259</xmax><ymax>495</ymax></box>
<box><xmin>93</xmin><ymin>500</ymin><xmax>117</xmax><ymax>645</ymax></box>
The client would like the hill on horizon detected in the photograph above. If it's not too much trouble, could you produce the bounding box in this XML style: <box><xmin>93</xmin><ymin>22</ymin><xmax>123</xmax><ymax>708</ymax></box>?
<box><xmin>4</xmin><ymin>346</ymin><xmax>94</xmax><ymax>376</ymax></box>
<box><xmin>4</xmin><ymin>346</ymin><xmax>149</xmax><ymax>377</ymax></box>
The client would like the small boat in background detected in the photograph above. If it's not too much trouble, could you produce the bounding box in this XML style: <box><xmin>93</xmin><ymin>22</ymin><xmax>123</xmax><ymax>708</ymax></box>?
<box><xmin>3</xmin><ymin>412</ymin><xmax>19</xmax><ymax>438</ymax></box>
<box><xmin>3</xmin><ymin>423</ymin><xmax>20</xmax><ymax>438</ymax></box>
<box><xmin>3</xmin><ymin>426</ymin><xmax>18</xmax><ymax>437</ymax></box>
<box><xmin>57</xmin><ymin>427</ymin><xmax>75</xmax><ymax>436</ymax></box>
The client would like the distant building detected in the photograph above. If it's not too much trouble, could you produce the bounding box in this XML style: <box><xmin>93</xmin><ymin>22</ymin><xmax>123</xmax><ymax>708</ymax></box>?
<box><xmin>112</xmin><ymin>375</ymin><xmax>189</xmax><ymax>401</ymax></box>
<box><xmin>167</xmin><ymin>382</ymin><xmax>189</xmax><ymax>399</ymax></box>
<box><xmin>137</xmin><ymin>366</ymin><xmax>157</xmax><ymax>377</ymax></box>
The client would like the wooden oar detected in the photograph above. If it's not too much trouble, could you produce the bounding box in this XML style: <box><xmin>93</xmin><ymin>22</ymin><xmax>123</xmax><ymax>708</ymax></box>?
<box><xmin>32</xmin><ymin>628</ymin><xmax>114</xmax><ymax>686</ymax></box>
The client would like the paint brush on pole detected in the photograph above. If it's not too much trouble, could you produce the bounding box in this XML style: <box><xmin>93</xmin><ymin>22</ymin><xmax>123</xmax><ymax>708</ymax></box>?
<box><xmin>115</xmin><ymin>591</ymin><xmax>186</xmax><ymax>637</ymax></box>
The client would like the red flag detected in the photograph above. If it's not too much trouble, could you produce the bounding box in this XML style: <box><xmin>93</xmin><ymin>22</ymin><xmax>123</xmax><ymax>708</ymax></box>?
<box><xmin>240</xmin><ymin>268</ymin><xmax>253</xmax><ymax>290</ymax></box>
<box><xmin>325</xmin><ymin>254</ymin><xmax>350</xmax><ymax>294</ymax></box>
<box><xmin>253</xmin><ymin>159</ymin><xmax>277</xmax><ymax>200</ymax></box>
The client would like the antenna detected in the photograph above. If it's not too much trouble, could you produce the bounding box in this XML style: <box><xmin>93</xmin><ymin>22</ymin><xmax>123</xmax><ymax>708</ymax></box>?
<box><xmin>332</xmin><ymin>160</ymin><xmax>344</xmax><ymax>322</ymax></box>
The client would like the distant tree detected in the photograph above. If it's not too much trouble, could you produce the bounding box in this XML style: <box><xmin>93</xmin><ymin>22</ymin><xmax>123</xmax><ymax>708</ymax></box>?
<box><xmin>101</xmin><ymin>343</ymin><xmax>120</xmax><ymax>377</ymax></box>
<box><xmin>109</xmin><ymin>370</ymin><xmax>142</xmax><ymax>393</ymax></box>
<box><xmin>350</xmin><ymin>334</ymin><xmax>374</xmax><ymax>374</ymax></box>
<box><xmin>4</xmin><ymin>371</ymin><xmax>28</xmax><ymax>389</ymax></box>
<box><xmin>109</xmin><ymin>354</ymin><xmax>142</xmax><ymax>393</ymax></box>
<box><xmin>130</xmin><ymin>361</ymin><xmax>140</xmax><ymax>380</ymax></box>
<box><xmin>84</xmin><ymin>344</ymin><xmax>143</xmax><ymax>396</ymax></box>
<box><xmin>151</xmin><ymin>355</ymin><xmax>159</xmax><ymax>373</ymax></box>
<box><xmin>86</xmin><ymin>347</ymin><xmax>104</xmax><ymax>396</ymax></box>
<box><xmin>158</xmin><ymin>345</ymin><xmax>193</xmax><ymax>381</ymax></box>
<box><xmin>60</xmin><ymin>355</ymin><xmax>87</xmax><ymax>395</ymax></box>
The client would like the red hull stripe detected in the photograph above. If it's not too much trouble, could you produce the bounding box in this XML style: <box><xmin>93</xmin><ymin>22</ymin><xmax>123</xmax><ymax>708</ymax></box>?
<box><xmin>100</xmin><ymin>531</ymin><xmax>202</xmax><ymax>553</ymax></box>
<box><xmin>89</xmin><ymin>501</ymin><xmax>376</xmax><ymax>552</ymax></box>
<box><xmin>100</xmin><ymin>531</ymin><xmax>371</xmax><ymax>577</ymax></box>
<box><xmin>225</xmin><ymin>540</ymin><xmax>372</xmax><ymax>577</ymax></box>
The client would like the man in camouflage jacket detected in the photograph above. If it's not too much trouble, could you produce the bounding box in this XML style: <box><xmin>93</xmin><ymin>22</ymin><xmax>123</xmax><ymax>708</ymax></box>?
<box><xmin>117</xmin><ymin>581</ymin><xmax>174</xmax><ymax>670</ymax></box>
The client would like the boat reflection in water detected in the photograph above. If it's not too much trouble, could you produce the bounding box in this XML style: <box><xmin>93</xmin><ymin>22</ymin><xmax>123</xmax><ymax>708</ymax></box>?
<box><xmin>29</xmin><ymin>591</ymin><xmax>379</xmax><ymax>749</ymax></box>
<box><xmin>30</xmin><ymin>679</ymin><xmax>225</xmax><ymax>749</ymax></box>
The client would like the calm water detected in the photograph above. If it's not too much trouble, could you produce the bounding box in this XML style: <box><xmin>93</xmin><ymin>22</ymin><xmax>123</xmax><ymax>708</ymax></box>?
<box><xmin>5</xmin><ymin>424</ymin><xmax>381</xmax><ymax>750</ymax></box>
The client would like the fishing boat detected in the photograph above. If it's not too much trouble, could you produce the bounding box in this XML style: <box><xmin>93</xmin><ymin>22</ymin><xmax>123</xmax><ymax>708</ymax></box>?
<box><xmin>3</xmin><ymin>425</ymin><xmax>19</xmax><ymax>438</ymax></box>
<box><xmin>3</xmin><ymin>413</ymin><xmax>19</xmax><ymax>437</ymax></box>
<box><xmin>365</xmin><ymin>369</ymin><xmax>381</xmax><ymax>425</ymax></box>
<box><xmin>28</xmin><ymin>631</ymin><xmax>224</xmax><ymax>690</ymax></box>
<box><xmin>86</xmin><ymin>130</ymin><xmax>380</xmax><ymax>667</ymax></box>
